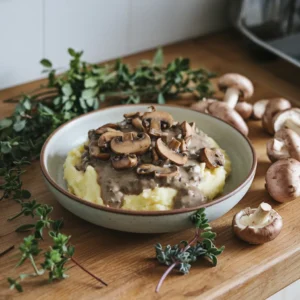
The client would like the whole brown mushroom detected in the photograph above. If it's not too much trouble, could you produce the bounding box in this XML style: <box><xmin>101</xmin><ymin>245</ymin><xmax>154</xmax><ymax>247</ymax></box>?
<box><xmin>218</xmin><ymin>73</ymin><xmax>254</xmax><ymax>108</ymax></box>
<box><xmin>272</xmin><ymin>108</ymin><xmax>300</xmax><ymax>135</ymax></box>
<box><xmin>265</xmin><ymin>158</ymin><xmax>300</xmax><ymax>202</ymax></box>
<box><xmin>252</xmin><ymin>99</ymin><xmax>269</xmax><ymax>120</ymax></box>
<box><xmin>262</xmin><ymin>98</ymin><xmax>292</xmax><ymax>134</ymax></box>
<box><xmin>267</xmin><ymin>129</ymin><xmax>300</xmax><ymax>162</ymax></box>
<box><xmin>190</xmin><ymin>99</ymin><xmax>216</xmax><ymax>114</ymax></box>
<box><xmin>232</xmin><ymin>202</ymin><xmax>283</xmax><ymax>244</ymax></box>
<box><xmin>235</xmin><ymin>102</ymin><xmax>253</xmax><ymax>120</ymax></box>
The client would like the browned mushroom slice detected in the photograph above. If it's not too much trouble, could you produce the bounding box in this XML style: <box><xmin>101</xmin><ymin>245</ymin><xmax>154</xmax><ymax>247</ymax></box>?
<box><xmin>110</xmin><ymin>132</ymin><xmax>151</xmax><ymax>155</ymax></box>
<box><xmin>89</xmin><ymin>145</ymin><xmax>110</xmax><ymax>160</ymax></box>
<box><xmin>142</xmin><ymin>111</ymin><xmax>174</xmax><ymax>136</ymax></box>
<box><xmin>181</xmin><ymin>121</ymin><xmax>194</xmax><ymax>140</ymax></box>
<box><xmin>180</xmin><ymin>139</ymin><xmax>187</xmax><ymax>152</ymax></box>
<box><xmin>152</xmin><ymin>148</ymin><xmax>159</xmax><ymax>162</ymax></box>
<box><xmin>168</xmin><ymin>138</ymin><xmax>181</xmax><ymax>151</ymax></box>
<box><xmin>123</xmin><ymin>111</ymin><xmax>144</xmax><ymax>119</ymax></box>
<box><xmin>156</xmin><ymin>138</ymin><xmax>188</xmax><ymax>166</ymax></box>
<box><xmin>132</xmin><ymin>117</ymin><xmax>145</xmax><ymax>132</ymax></box>
<box><xmin>111</xmin><ymin>154</ymin><xmax>138</xmax><ymax>170</ymax></box>
<box><xmin>95</xmin><ymin>123</ymin><xmax>119</xmax><ymax>135</ymax></box>
<box><xmin>200</xmin><ymin>148</ymin><xmax>225</xmax><ymax>169</ymax></box>
<box><xmin>136</xmin><ymin>164</ymin><xmax>179</xmax><ymax>178</ymax></box>
<box><xmin>98</xmin><ymin>131</ymin><xmax>124</xmax><ymax>147</ymax></box>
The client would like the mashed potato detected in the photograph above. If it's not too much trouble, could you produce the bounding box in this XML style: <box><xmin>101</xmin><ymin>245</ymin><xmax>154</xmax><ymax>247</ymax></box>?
<box><xmin>64</xmin><ymin>140</ymin><xmax>231</xmax><ymax>211</ymax></box>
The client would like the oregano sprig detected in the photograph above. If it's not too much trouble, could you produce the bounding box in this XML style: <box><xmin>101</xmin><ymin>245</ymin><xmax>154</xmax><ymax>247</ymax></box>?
<box><xmin>155</xmin><ymin>208</ymin><xmax>224</xmax><ymax>292</ymax></box>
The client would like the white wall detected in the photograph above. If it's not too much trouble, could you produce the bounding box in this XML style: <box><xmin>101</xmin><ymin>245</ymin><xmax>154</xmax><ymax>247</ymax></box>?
<box><xmin>0</xmin><ymin>0</ymin><xmax>229</xmax><ymax>89</ymax></box>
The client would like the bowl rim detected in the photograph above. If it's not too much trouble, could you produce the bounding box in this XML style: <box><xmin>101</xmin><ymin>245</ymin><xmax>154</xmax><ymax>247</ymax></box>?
<box><xmin>40</xmin><ymin>104</ymin><xmax>257</xmax><ymax>216</ymax></box>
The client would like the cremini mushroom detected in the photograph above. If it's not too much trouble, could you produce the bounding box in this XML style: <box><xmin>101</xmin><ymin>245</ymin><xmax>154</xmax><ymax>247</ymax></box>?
<box><xmin>262</xmin><ymin>98</ymin><xmax>291</xmax><ymax>134</ymax></box>
<box><xmin>180</xmin><ymin>121</ymin><xmax>194</xmax><ymax>141</ymax></box>
<box><xmin>142</xmin><ymin>110</ymin><xmax>174</xmax><ymax>136</ymax></box>
<box><xmin>136</xmin><ymin>164</ymin><xmax>179</xmax><ymax>178</ymax></box>
<box><xmin>265</xmin><ymin>158</ymin><xmax>300</xmax><ymax>202</ymax></box>
<box><xmin>89</xmin><ymin>145</ymin><xmax>110</xmax><ymax>160</ymax></box>
<box><xmin>110</xmin><ymin>132</ymin><xmax>151</xmax><ymax>155</ymax></box>
<box><xmin>235</xmin><ymin>102</ymin><xmax>253</xmax><ymax>120</ymax></box>
<box><xmin>95</xmin><ymin>123</ymin><xmax>119</xmax><ymax>135</ymax></box>
<box><xmin>156</xmin><ymin>138</ymin><xmax>188</xmax><ymax>166</ymax></box>
<box><xmin>207</xmin><ymin>102</ymin><xmax>249</xmax><ymax>136</ymax></box>
<box><xmin>272</xmin><ymin>108</ymin><xmax>300</xmax><ymax>135</ymax></box>
<box><xmin>200</xmin><ymin>148</ymin><xmax>225</xmax><ymax>169</ymax></box>
<box><xmin>232</xmin><ymin>202</ymin><xmax>283</xmax><ymax>244</ymax></box>
<box><xmin>123</xmin><ymin>111</ymin><xmax>144</xmax><ymax>119</ymax></box>
<box><xmin>111</xmin><ymin>154</ymin><xmax>138</xmax><ymax>169</ymax></box>
<box><xmin>168</xmin><ymin>138</ymin><xmax>181</xmax><ymax>151</ymax></box>
<box><xmin>267</xmin><ymin>129</ymin><xmax>300</xmax><ymax>162</ymax></box>
<box><xmin>218</xmin><ymin>73</ymin><xmax>254</xmax><ymax>108</ymax></box>
<box><xmin>132</xmin><ymin>117</ymin><xmax>145</xmax><ymax>132</ymax></box>
<box><xmin>190</xmin><ymin>99</ymin><xmax>216</xmax><ymax>113</ymax></box>
<box><xmin>252</xmin><ymin>99</ymin><xmax>269</xmax><ymax>120</ymax></box>
<box><xmin>98</xmin><ymin>130</ymin><xmax>124</xmax><ymax>147</ymax></box>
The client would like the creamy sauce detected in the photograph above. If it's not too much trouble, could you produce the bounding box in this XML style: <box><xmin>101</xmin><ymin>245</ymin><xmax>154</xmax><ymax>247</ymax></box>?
<box><xmin>77</xmin><ymin>122</ymin><xmax>215</xmax><ymax>209</ymax></box>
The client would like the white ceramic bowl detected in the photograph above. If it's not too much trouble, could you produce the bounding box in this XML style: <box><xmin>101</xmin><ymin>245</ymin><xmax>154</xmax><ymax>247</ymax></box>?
<box><xmin>41</xmin><ymin>105</ymin><xmax>257</xmax><ymax>233</ymax></box>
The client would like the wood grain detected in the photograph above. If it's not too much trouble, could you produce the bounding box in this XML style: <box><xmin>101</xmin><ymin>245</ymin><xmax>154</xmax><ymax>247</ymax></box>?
<box><xmin>1</xmin><ymin>31</ymin><xmax>300</xmax><ymax>300</ymax></box>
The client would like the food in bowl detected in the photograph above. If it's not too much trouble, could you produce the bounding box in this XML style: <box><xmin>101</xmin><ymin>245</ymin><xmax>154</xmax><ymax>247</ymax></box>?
<box><xmin>63</xmin><ymin>106</ymin><xmax>231</xmax><ymax>211</ymax></box>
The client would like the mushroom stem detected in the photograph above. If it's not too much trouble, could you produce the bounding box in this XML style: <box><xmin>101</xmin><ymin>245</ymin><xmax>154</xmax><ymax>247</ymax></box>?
<box><xmin>251</xmin><ymin>202</ymin><xmax>271</xmax><ymax>225</ymax></box>
<box><xmin>224</xmin><ymin>87</ymin><xmax>240</xmax><ymax>108</ymax></box>
<box><xmin>273</xmin><ymin>139</ymin><xmax>285</xmax><ymax>152</ymax></box>
<box><xmin>285</xmin><ymin>119</ymin><xmax>300</xmax><ymax>135</ymax></box>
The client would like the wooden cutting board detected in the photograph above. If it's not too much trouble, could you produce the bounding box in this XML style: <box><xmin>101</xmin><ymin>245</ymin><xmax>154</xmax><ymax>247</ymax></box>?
<box><xmin>1</xmin><ymin>31</ymin><xmax>300</xmax><ymax>300</ymax></box>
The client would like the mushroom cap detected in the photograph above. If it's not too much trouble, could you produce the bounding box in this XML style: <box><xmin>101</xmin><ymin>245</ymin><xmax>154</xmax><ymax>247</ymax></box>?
<box><xmin>265</xmin><ymin>158</ymin><xmax>300</xmax><ymax>202</ymax></box>
<box><xmin>272</xmin><ymin>108</ymin><xmax>300</xmax><ymax>133</ymax></box>
<box><xmin>232</xmin><ymin>206</ymin><xmax>283</xmax><ymax>244</ymax></box>
<box><xmin>252</xmin><ymin>99</ymin><xmax>269</xmax><ymax>120</ymax></box>
<box><xmin>218</xmin><ymin>73</ymin><xmax>254</xmax><ymax>100</ymax></box>
<box><xmin>111</xmin><ymin>154</ymin><xmax>138</xmax><ymax>170</ymax></box>
<box><xmin>235</xmin><ymin>102</ymin><xmax>253</xmax><ymax>120</ymax></box>
<box><xmin>136</xmin><ymin>164</ymin><xmax>179</xmax><ymax>178</ymax></box>
<box><xmin>207</xmin><ymin>102</ymin><xmax>249</xmax><ymax>136</ymax></box>
<box><xmin>190</xmin><ymin>99</ymin><xmax>216</xmax><ymax>113</ymax></box>
<box><xmin>262</xmin><ymin>98</ymin><xmax>292</xmax><ymax>134</ymax></box>
<box><xmin>110</xmin><ymin>132</ymin><xmax>151</xmax><ymax>155</ymax></box>
<box><xmin>200</xmin><ymin>148</ymin><xmax>225</xmax><ymax>169</ymax></box>
<box><xmin>267</xmin><ymin>129</ymin><xmax>300</xmax><ymax>162</ymax></box>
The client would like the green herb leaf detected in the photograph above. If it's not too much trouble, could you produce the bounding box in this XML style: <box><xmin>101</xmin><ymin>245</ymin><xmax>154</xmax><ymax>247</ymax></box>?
<box><xmin>157</xmin><ymin>93</ymin><xmax>165</xmax><ymax>104</ymax></box>
<box><xmin>13</xmin><ymin>120</ymin><xmax>26</xmax><ymax>132</ymax></box>
<box><xmin>153</xmin><ymin>48</ymin><xmax>164</xmax><ymax>66</ymax></box>
<box><xmin>40</xmin><ymin>59</ymin><xmax>52</xmax><ymax>68</ymax></box>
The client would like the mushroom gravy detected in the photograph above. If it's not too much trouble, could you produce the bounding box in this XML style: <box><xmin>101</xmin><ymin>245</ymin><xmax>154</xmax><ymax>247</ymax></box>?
<box><xmin>76</xmin><ymin>111</ymin><xmax>224</xmax><ymax>209</ymax></box>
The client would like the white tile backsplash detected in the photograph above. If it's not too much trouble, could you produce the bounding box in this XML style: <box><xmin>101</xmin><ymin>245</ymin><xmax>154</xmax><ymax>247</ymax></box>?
<box><xmin>0</xmin><ymin>0</ymin><xmax>43</xmax><ymax>89</ymax></box>
<box><xmin>0</xmin><ymin>0</ymin><xmax>229</xmax><ymax>89</ymax></box>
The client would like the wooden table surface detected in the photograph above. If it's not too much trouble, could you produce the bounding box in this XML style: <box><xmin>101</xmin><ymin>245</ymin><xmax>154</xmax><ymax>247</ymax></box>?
<box><xmin>1</xmin><ymin>31</ymin><xmax>300</xmax><ymax>300</ymax></box>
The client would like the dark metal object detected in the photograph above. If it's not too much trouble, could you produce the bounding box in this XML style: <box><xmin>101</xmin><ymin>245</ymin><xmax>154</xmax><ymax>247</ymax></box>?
<box><xmin>230</xmin><ymin>0</ymin><xmax>300</xmax><ymax>67</ymax></box>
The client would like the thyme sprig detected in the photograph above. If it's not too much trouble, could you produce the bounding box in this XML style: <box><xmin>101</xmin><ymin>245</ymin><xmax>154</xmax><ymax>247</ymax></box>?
<box><xmin>155</xmin><ymin>208</ymin><xmax>224</xmax><ymax>292</ymax></box>
<box><xmin>0</xmin><ymin>48</ymin><xmax>215</xmax><ymax>293</ymax></box>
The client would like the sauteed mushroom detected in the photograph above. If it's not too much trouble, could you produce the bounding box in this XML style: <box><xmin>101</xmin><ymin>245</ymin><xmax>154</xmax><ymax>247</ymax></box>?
<box><xmin>111</xmin><ymin>154</ymin><xmax>138</xmax><ymax>169</ymax></box>
<box><xmin>95</xmin><ymin>123</ymin><xmax>119</xmax><ymax>135</ymax></box>
<box><xmin>156</xmin><ymin>138</ymin><xmax>188</xmax><ymax>166</ymax></box>
<box><xmin>132</xmin><ymin>118</ymin><xmax>145</xmax><ymax>132</ymax></box>
<box><xmin>200</xmin><ymin>148</ymin><xmax>225</xmax><ymax>169</ymax></box>
<box><xmin>98</xmin><ymin>131</ymin><xmax>124</xmax><ymax>147</ymax></box>
<box><xmin>136</xmin><ymin>164</ymin><xmax>179</xmax><ymax>178</ymax></box>
<box><xmin>181</xmin><ymin>121</ymin><xmax>194</xmax><ymax>140</ymax></box>
<box><xmin>124</xmin><ymin>112</ymin><xmax>144</xmax><ymax>119</ymax></box>
<box><xmin>110</xmin><ymin>132</ymin><xmax>151</xmax><ymax>155</ymax></box>
<box><xmin>89</xmin><ymin>145</ymin><xmax>110</xmax><ymax>160</ymax></box>
<box><xmin>142</xmin><ymin>110</ymin><xmax>174</xmax><ymax>136</ymax></box>
<box><xmin>168</xmin><ymin>138</ymin><xmax>181</xmax><ymax>151</ymax></box>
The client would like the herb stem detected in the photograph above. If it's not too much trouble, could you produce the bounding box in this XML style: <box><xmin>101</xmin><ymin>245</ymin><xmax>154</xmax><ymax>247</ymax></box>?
<box><xmin>8</xmin><ymin>210</ymin><xmax>25</xmax><ymax>221</ymax></box>
<box><xmin>0</xmin><ymin>245</ymin><xmax>15</xmax><ymax>257</ymax></box>
<box><xmin>29</xmin><ymin>255</ymin><xmax>42</xmax><ymax>275</ymax></box>
<box><xmin>155</xmin><ymin>262</ymin><xmax>177</xmax><ymax>293</ymax></box>
<box><xmin>71</xmin><ymin>257</ymin><xmax>108</xmax><ymax>286</ymax></box>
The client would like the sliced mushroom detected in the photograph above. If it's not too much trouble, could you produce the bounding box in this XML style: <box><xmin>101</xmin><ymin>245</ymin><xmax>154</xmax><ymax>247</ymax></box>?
<box><xmin>111</xmin><ymin>154</ymin><xmax>138</xmax><ymax>170</ymax></box>
<box><xmin>180</xmin><ymin>139</ymin><xmax>187</xmax><ymax>152</ymax></box>
<box><xmin>252</xmin><ymin>99</ymin><xmax>269</xmax><ymax>120</ymax></box>
<box><xmin>110</xmin><ymin>132</ymin><xmax>151</xmax><ymax>155</ymax></box>
<box><xmin>181</xmin><ymin>121</ymin><xmax>194</xmax><ymax>140</ymax></box>
<box><xmin>136</xmin><ymin>164</ymin><xmax>179</xmax><ymax>178</ymax></box>
<box><xmin>200</xmin><ymin>148</ymin><xmax>225</xmax><ymax>169</ymax></box>
<box><xmin>89</xmin><ymin>145</ymin><xmax>110</xmax><ymax>160</ymax></box>
<box><xmin>218</xmin><ymin>73</ymin><xmax>254</xmax><ymax>108</ymax></box>
<box><xmin>132</xmin><ymin>117</ymin><xmax>145</xmax><ymax>132</ymax></box>
<box><xmin>152</xmin><ymin>148</ymin><xmax>159</xmax><ymax>162</ymax></box>
<box><xmin>272</xmin><ymin>108</ymin><xmax>300</xmax><ymax>135</ymax></box>
<box><xmin>232</xmin><ymin>202</ymin><xmax>283</xmax><ymax>244</ymax></box>
<box><xmin>98</xmin><ymin>130</ymin><xmax>124</xmax><ymax>147</ymax></box>
<box><xmin>207</xmin><ymin>102</ymin><xmax>249</xmax><ymax>136</ymax></box>
<box><xmin>142</xmin><ymin>110</ymin><xmax>174</xmax><ymax>136</ymax></box>
<box><xmin>156</xmin><ymin>138</ymin><xmax>188</xmax><ymax>166</ymax></box>
<box><xmin>235</xmin><ymin>102</ymin><xmax>253</xmax><ymax>120</ymax></box>
<box><xmin>262</xmin><ymin>98</ymin><xmax>291</xmax><ymax>134</ymax></box>
<box><xmin>95</xmin><ymin>123</ymin><xmax>119</xmax><ymax>135</ymax></box>
<box><xmin>265</xmin><ymin>158</ymin><xmax>300</xmax><ymax>202</ymax></box>
<box><xmin>267</xmin><ymin>129</ymin><xmax>300</xmax><ymax>162</ymax></box>
<box><xmin>168</xmin><ymin>138</ymin><xmax>181</xmax><ymax>151</ymax></box>
<box><xmin>124</xmin><ymin>112</ymin><xmax>144</xmax><ymax>119</ymax></box>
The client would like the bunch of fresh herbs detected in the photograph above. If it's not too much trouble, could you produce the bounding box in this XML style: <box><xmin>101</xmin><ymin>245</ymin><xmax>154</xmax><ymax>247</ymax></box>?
<box><xmin>0</xmin><ymin>48</ymin><xmax>217</xmax><ymax>293</ymax></box>
<box><xmin>155</xmin><ymin>208</ymin><xmax>224</xmax><ymax>292</ymax></box>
